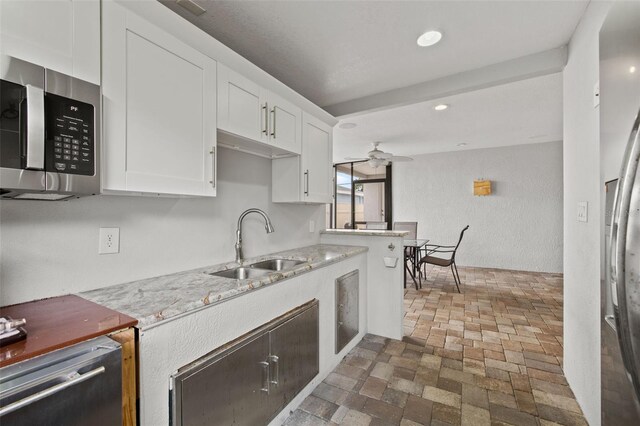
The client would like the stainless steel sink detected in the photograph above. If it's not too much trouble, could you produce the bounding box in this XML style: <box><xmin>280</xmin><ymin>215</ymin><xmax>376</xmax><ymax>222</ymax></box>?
<box><xmin>249</xmin><ymin>259</ymin><xmax>306</xmax><ymax>271</ymax></box>
<box><xmin>209</xmin><ymin>267</ymin><xmax>271</xmax><ymax>280</ymax></box>
<box><xmin>208</xmin><ymin>258</ymin><xmax>307</xmax><ymax>280</ymax></box>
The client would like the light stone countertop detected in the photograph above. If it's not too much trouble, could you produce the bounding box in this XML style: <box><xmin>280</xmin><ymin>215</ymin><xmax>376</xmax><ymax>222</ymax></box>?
<box><xmin>321</xmin><ymin>229</ymin><xmax>409</xmax><ymax>237</ymax></box>
<box><xmin>79</xmin><ymin>244</ymin><xmax>367</xmax><ymax>329</ymax></box>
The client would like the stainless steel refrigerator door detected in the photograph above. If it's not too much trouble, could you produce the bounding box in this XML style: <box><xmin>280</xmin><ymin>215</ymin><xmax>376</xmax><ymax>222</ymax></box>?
<box><xmin>609</xmin><ymin>108</ymin><xmax>640</xmax><ymax>413</ymax></box>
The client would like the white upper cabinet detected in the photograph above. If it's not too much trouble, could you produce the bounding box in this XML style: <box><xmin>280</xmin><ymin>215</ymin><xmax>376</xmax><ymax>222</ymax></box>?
<box><xmin>218</xmin><ymin>64</ymin><xmax>301</xmax><ymax>155</ymax></box>
<box><xmin>301</xmin><ymin>113</ymin><xmax>333</xmax><ymax>203</ymax></box>
<box><xmin>102</xmin><ymin>1</ymin><xmax>217</xmax><ymax>197</ymax></box>
<box><xmin>267</xmin><ymin>91</ymin><xmax>302</xmax><ymax>155</ymax></box>
<box><xmin>217</xmin><ymin>64</ymin><xmax>267</xmax><ymax>144</ymax></box>
<box><xmin>0</xmin><ymin>0</ymin><xmax>100</xmax><ymax>84</ymax></box>
<box><xmin>272</xmin><ymin>112</ymin><xmax>333</xmax><ymax>204</ymax></box>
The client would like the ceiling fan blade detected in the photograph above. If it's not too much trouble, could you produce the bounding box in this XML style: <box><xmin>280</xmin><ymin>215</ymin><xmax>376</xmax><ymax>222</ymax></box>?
<box><xmin>389</xmin><ymin>156</ymin><xmax>413</xmax><ymax>162</ymax></box>
<box><xmin>344</xmin><ymin>157</ymin><xmax>368</xmax><ymax>161</ymax></box>
<box><xmin>376</xmin><ymin>152</ymin><xmax>392</xmax><ymax>159</ymax></box>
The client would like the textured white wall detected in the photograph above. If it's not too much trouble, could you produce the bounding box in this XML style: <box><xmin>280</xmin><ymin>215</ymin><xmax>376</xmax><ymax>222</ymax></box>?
<box><xmin>562</xmin><ymin>3</ymin><xmax>612</xmax><ymax>425</ymax></box>
<box><xmin>392</xmin><ymin>141</ymin><xmax>563</xmax><ymax>273</ymax></box>
<box><xmin>0</xmin><ymin>148</ymin><xmax>324</xmax><ymax>305</ymax></box>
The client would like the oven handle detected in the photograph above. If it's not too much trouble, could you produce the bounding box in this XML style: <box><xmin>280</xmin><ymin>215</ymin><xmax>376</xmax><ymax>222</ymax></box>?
<box><xmin>0</xmin><ymin>366</ymin><xmax>105</xmax><ymax>416</ymax></box>
<box><xmin>24</xmin><ymin>84</ymin><xmax>45</xmax><ymax>170</ymax></box>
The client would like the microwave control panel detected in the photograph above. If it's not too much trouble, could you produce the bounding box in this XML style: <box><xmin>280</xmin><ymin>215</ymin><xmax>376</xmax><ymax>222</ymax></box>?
<box><xmin>45</xmin><ymin>93</ymin><xmax>95</xmax><ymax>176</ymax></box>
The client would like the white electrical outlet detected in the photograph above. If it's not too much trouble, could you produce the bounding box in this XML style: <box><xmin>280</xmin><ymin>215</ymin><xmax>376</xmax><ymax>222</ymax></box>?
<box><xmin>99</xmin><ymin>227</ymin><xmax>120</xmax><ymax>254</ymax></box>
<box><xmin>309</xmin><ymin>220</ymin><xmax>315</xmax><ymax>233</ymax></box>
<box><xmin>577</xmin><ymin>202</ymin><xmax>588</xmax><ymax>223</ymax></box>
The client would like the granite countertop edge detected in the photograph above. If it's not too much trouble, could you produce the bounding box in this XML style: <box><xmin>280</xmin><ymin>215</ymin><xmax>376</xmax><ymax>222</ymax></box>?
<box><xmin>321</xmin><ymin>229</ymin><xmax>409</xmax><ymax>237</ymax></box>
<box><xmin>80</xmin><ymin>244</ymin><xmax>368</xmax><ymax>329</ymax></box>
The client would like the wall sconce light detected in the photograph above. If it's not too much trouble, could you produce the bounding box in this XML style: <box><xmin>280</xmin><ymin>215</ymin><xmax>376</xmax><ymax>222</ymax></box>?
<box><xmin>474</xmin><ymin>180</ymin><xmax>492</xmax><ymax>196</ymax></box>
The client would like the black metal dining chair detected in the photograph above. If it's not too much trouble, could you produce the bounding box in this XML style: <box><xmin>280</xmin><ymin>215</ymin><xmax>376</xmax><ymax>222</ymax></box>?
<box><xmin>418</xmin><ymin>225</ymin><xmax>469</xmax><ymax>293</ymax></box>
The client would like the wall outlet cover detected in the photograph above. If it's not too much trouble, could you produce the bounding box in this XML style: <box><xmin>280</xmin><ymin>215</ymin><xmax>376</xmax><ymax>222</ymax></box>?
<box><xmin>577</xmin><ymin>202</ymin><xmax>588</xmax><ymax>223</ymax></box>
<box><xmin>99</xmin><ymin>227</ymin><xmax>120</xmax><ymax>254</ymax></box>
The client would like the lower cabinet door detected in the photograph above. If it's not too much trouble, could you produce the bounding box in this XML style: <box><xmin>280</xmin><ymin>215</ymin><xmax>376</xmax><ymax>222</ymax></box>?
<box><xmin>174</xmin><ymin>333</ymin><xmax>271</xmax><ymax>426</ymax></box>
<box><xmin>268</xmin><ymin>303</ymin><xmax>319</xmax><ymax>414</ymax></box>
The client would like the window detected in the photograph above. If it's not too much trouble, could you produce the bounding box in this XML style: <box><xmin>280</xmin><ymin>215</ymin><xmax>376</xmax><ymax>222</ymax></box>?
<box><xmin>329</xmin><ymin>161</ymin><xmax>392</xmax><ymax>230</ymax></box>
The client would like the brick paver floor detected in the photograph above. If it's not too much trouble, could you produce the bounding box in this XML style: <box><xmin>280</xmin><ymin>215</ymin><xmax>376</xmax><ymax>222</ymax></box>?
<box><xmin>284</xmin><ymin>265</ymin><xmax>587</xmax><ymax>425</ymax></box>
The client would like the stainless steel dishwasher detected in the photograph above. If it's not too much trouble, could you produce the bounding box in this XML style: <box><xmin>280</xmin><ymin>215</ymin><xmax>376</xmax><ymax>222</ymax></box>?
<box><xmin>0</xmin><ymin>335</ymin><xmax>122</xmax><ymax>426</ymax></box>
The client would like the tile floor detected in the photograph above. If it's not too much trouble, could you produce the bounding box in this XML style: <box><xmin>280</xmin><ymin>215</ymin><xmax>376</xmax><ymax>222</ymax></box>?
<box><xmin>284</xmin><ymin>265</ymin><xmax>587</xmax><ymax>425</ymax></box>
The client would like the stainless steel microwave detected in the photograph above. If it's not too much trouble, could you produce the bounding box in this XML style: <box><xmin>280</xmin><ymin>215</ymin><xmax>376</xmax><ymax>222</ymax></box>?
<box><xmin>0</xmin><ymin>55</ymin><xmax>100</xmax><ymax>200</ymax></box>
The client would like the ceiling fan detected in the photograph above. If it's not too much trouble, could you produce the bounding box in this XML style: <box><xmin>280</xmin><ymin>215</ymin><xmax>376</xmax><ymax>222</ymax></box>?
<box><xmin>345</xmin><ymin>142</ymin><xmax>413</xmax><ymax>168</ymax></box>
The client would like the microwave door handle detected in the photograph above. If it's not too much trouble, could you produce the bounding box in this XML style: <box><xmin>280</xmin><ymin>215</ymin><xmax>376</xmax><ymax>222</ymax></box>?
<box><xmin>24</xmin><ymin>84</ymin><xmax>45</xmax><ymax>170</ymax></box>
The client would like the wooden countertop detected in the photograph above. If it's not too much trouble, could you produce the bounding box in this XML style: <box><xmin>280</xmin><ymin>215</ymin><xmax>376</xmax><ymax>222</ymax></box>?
<box><xmin>0</xmin><ymin>294</ymin><xmax>137</xmax><ymax>368</ymax></box>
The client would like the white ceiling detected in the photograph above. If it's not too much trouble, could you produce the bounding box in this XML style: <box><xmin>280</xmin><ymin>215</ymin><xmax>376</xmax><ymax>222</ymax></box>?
<box><xmin>161</xmin><ymin>0</ymin><xmax>587</xmax><ymax>108</ymax></box>
<box><xmin>333</xmin><ymin>72</ymin><xmax>563</xmax><ymax>161</ymax></box>
<box><xmin>161</xmin><ymin>1</ymin><xmax>578</xmax><ymax>159</ymax></box>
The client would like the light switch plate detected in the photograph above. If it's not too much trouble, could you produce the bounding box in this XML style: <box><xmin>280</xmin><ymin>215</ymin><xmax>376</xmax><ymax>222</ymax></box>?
<box><xmin>309</xmin><ymin>220</ymin><xmax>315</xmax><ymax>233</ymax></box>
<box><xmin>593</xmin><ymin>81</ymin><xmax>600</xmax><ymax>108</ymax></box>
<box><xmin>577</xmin><ymin>202</ymin><xmax>588</xmax><ymax>222</ymax></box>
<box><xmin>99</xmin><ymin>227</ymin><xmax>120</xmax><ymax>254</ymax></box>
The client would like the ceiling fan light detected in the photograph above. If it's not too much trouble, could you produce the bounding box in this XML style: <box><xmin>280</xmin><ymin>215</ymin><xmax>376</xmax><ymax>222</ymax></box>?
<box><xmin>368</xmin><ymin>158</ymin><xmax>382</xmax><ymax>168</ymax></box>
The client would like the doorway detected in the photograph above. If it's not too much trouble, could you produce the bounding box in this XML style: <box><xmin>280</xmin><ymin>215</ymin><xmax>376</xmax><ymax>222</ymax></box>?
<box><xmin>330</xmin><ymin>161</ymin><xmax>392</xmax><ymax>230</ymax></box>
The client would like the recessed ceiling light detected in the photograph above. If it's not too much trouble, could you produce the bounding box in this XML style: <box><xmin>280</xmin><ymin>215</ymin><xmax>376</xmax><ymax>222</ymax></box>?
<box><xmin>434</xmin><ymin>104</ymin><xmax>448</xmax><ymax>111</ymax></box>
<box><xmin>339</xmin><ymin>122</ymin><xmax>357</xmax><ymax>129</ymax></box>
<box><xmin>457</xmin><ymin>143</ymin><xmax>467</xmax><ymax>147</ymax></box>
<box><xmin>630</xmin><ymin>66</ymin><xmax>637</xmax><ymax>74</ymax></box>
<box><xmin>417</xmin><ymin>30</ymin><xmax>442</xmax><ymax>47</ymax></box>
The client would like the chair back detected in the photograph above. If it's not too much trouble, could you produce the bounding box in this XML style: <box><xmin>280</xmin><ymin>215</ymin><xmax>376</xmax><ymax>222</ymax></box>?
<box><xmin>452</xmin><ymin>225</ymin><xmax>470</xmax><ymax>260</ymax></box>
<box><xmin>393</xmin><ymin>222</ymin><xmax>417</xmax><ymax>239</ymax></box>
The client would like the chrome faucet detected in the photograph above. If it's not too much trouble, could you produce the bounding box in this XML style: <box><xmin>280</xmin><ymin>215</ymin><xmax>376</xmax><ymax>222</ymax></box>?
<box><xmin>235</xmin><ymin>208</ymin><xmax>275</xmax><ymax>264</ymax></box>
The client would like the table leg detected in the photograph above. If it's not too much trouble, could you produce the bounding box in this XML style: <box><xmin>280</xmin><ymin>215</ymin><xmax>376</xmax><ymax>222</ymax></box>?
<box><xmin>414</xmin><ymin>248</ymin><xmax>422</xmax><ymax>288</ymax></box>
<box><xmin>403</xmin><ymin>251</ymin><xmax>407</xmax><ymax>289</ymax></box>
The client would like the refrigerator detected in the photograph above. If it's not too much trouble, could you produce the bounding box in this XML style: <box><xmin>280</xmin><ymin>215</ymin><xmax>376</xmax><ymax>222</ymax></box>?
<box><xmin>601</xmin><ymin>2</ymin><xmax>640</xmax><ymax>424</ymax></box>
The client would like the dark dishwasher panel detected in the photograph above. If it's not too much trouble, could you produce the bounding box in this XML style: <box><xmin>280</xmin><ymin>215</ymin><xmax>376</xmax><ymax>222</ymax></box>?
<box><xmin>336</xmin><ymin>270</ymin><xmax>359</xmax><ymax>354</ymax></box>
<box><xmin>0</xmin><ymin>335</ymin><xmax>121</xmax><ymax>426</ymax></box>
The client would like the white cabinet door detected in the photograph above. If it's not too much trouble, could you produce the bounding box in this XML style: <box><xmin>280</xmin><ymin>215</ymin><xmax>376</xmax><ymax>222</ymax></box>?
<box><xmin>301</xmin><ymin>113</ymin><xmax>332</xmax><ymax>203</ymax></box>
<box><xmin>102</xmin><ymin>1</ymin><xmax>217</xmax><ymax>197</ymax></box>
<box><xmin>267</xmin><ymin>91</ymin><xmax>301</xmax><ymax>155</ymax></box>
<box><xmin>217</xmin><ymin>63</ymin><xmax>267</xmax><ymax>144</ymax></box>
<box><xmin>217</xmin><ymin>65</ymin><xmax>302</xmax><ymax>155</ymax></box>
<box><xmin>272</xmin><ymin>112</ymin><xmax>332</xmax><ymax>203</ymax></box>
<box><xmin>0</xmin><ymin>0</ymin><xmax>100</xmax><ymax>84</ymax></box>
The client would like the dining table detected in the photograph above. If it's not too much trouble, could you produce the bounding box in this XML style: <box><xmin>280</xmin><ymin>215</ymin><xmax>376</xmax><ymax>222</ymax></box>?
<box><xmin>403</xmin><ymin>239</ymin><xmax>429</xmax><ymax>289</ymax></box>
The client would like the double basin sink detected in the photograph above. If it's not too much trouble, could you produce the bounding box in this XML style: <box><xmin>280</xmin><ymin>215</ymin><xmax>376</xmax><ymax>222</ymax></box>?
<box><xmin>209</xmin><ymin>258</ymin><xmax>307</xmax><ymax>280</ymax></box>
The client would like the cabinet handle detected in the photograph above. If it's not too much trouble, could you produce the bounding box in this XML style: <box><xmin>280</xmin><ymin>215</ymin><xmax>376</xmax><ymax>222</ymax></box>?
<box><xmin>259</xmin><ymin>361</ymin><xmax>270</xmax><ymax>394</ymax></box>
<box><xmin>270</xmin><ymin>107</ymin><xmax>276</xmax><ymax>139</ymax></box>
<box><xmin>209</xmin><ymin>147</ymin><xmax>216</xmax><ymax>188</ymax></box>
<box><xmin>304</xmin><ymin>170</ymin><xmax>309</xmax><ymax>196</ymax></box>
<box><xmin>25</xmin><ymin>84</ymin><xmax>45</xmax><ymax>170</ymax></box>
<box><xmin>262</xmin><ymin>103</ymin><xmax>269</xmax><ymax>135</ymax></box>
<box><xmin>268</xmin><ymin>355</ymin><xmax>279</xmax><ymax>386</ymax></box>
